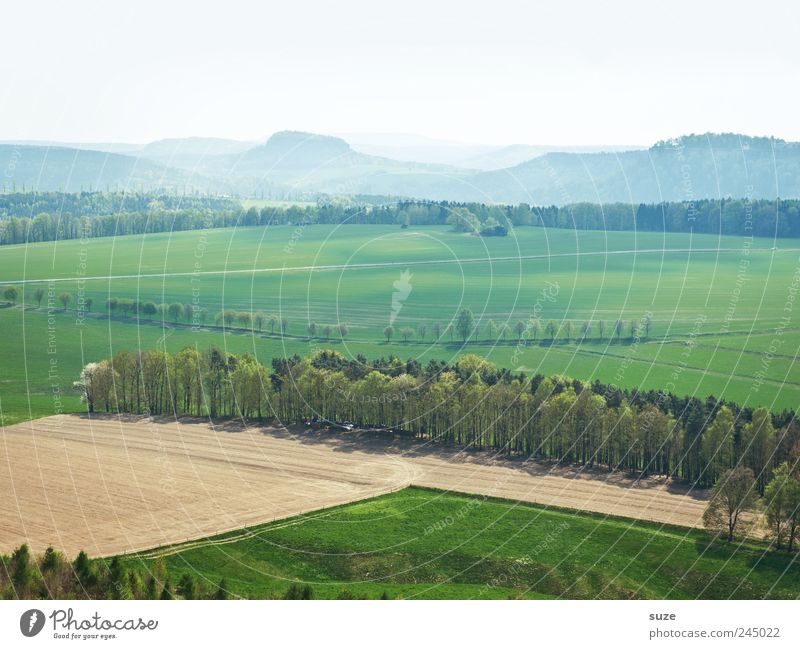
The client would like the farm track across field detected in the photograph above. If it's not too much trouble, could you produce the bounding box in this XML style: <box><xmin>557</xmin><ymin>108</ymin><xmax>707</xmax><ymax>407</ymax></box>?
<box><xmin>11</xmin><ymin>304</ymin><xmax>800</xmax><ymax>352</ymax></box>
<box><xmin>558</xmin><ymin>346</ymin><xmax>800</xmax><ymax>388</ymax></box>
<box><xmin>2</xmin><ymin>247</ymin><xmax>795</xmax><ymax>286</ymax></box>
<box><xmin>0</xmin><ymin>414</ymin><xmax>708</xmax><ymax>557</ymax></box>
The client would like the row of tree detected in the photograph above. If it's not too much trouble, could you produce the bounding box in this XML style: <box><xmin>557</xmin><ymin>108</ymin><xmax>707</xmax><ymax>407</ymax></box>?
<box><xmin>104</xmin><ymin>297</ymin><xmax>207</xmax><ymax>324</ymax></box>
<box><xmin>2</xmin><ymin>192</ymin><xmax>798</xmax><ymax>246</ymax></box>
<box><xmin>3</xmin><ymin>285</ymin><xmax>79</xmax><ymax>311</ymax></box>
<box><xmin>0</xmin><ymin>544</ymin><xmax>230</xmax><ymax>600</ymax></box>
<box><xmin>0</xmin><ymin>543</ymin><xmax>379</xmax><ymax>600</ymax></box>
<box><xmin>0</xmin><ymin>191</ymin><xmax>240</xmax><ymax>217</ymax></box>
<box><xmin>76</xmin><ymin>348</ymin><xmax>800</xmax><ymax>497</ymax></box>
<box><xmin>0</xmin><ymin>208</ymin><xmax>243</xmax><ymax>245</ymax></box>
<box><xmin>383</xmin><ymin>310</ymin><xmax>652</xmax><ymax>344</ymax></box>
<box><xmin>7</xmin><ymin>288</ymin><xmax>654</xmax><ymax>347</ymax></box>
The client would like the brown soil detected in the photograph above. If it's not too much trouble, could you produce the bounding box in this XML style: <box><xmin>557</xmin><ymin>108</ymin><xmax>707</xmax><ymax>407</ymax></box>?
<box><xmin>0</xmin><ymin>414</ymin><xmax>708</xmax><ymax>556</ymax></box>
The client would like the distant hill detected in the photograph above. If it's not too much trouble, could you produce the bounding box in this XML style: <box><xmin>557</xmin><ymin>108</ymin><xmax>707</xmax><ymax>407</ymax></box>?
<box><xmin>138</xmin><ymin>137</ymin><xmax>256</xmax><ymax>157</ymax></box>
<box><xmin>183</xmin><ymin>131</ymin><xmax>473</xmax><ymax>196</ymax></box>
<box><xmin>342</xmin><ymin>133</ymin><xmax>644</xmax><ymax>170</ymax></box>
<box><xmin>341</xmin><ymin>133</ymin><xmax>498</xmax><ymax>168</ymax></box>
<box><xmin>0</xmin><ymin>144</ymin><xmax>220</xmax><ymax>193</ymax></box>
<box><xmin>464</xmin><ymin>134</ymin><xmax>800</xmax><ymax>204</ymax></box>
<box><xmin>3</xmin><ymin>132</ymin><xmax>799</xmax><ymax>204</ymax></box>
<box><xmin>136</xmin><ymin>137</ymin><xmax>257</xmax><ymax>169</ymax></box>
<box><xmin>225</xmin><ymin>131</ymin><xmax>356</xmax><ymax>179</ymax></box>
<box><xmin>458</xmin><ymin>143</ymin><xmax>645</xmax><ymax>171</ymax></box>
<box><xmin>238</xmin><ymin>132</ymin><xmax>800</xmax><ymax>203</ymax></box>
<box><xmin>0</xmin><ymin>137</ymin><xmax>258</xmax><ymax>159</ymax></box>
<box><xmin>0</xmin><ymin>140</ymin><xmax>143</xmax><ymax>154</ymax></box>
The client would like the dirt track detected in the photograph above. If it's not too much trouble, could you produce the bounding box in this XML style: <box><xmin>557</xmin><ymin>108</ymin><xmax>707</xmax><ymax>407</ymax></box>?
<box><xmin>0</xmin><ymin>414</ymin><xmax>708</xmax><ymax>557</ymax></box>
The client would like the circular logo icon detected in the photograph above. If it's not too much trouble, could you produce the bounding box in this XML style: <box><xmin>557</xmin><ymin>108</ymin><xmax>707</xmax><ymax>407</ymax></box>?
<box><xmin>20</xmin><ymin>609</ymin><xmax>45</xmax><ymax>637</ymax></box>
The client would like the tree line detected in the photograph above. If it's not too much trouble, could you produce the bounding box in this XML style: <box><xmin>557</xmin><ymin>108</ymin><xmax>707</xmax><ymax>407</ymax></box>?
<box><xmin>0</xmin><ymin>207</ymin><xmax>243</xmax><ymax>245</ymax></box>
<box><xmin>8</xmin><ymin>290</ymin><xmax>654</xmax><ymax>348</ymax></box>
<box><xmin>0</xmin><ymin>544</ymin><xmax>228</xmax><ymax>600</ymax></box>
<box><xmin>5</xmin><ymin>289</ymin><xmax>355</xmax><ymax>341</ymax></box>
<box><xmin>0</xmin><ymin>543</ymin><xmax>378</xmax><ymax>600</ymax></box>
<box><xmin>0</xmin><ymin>191</ymin><xmax>240</xmax><ymax>218</ymax></box>
<box><xmin>2</xmin><ymin>191</ymin><xmax>798</xmax><ymax>246</ymax></box>
<box><xmin>399</xmin><ymin>198</ymin><xmax>800</xmax><ymax>237</ymax></box>
<box><xmin>384</xmin><ymin>310</ymin><xmax>652</xmax><ymax>345</ymax></box>
<box><xmin>76</xmin><ymin>348</ymin><xmax>800</xmax><ymax>496</ymax></box>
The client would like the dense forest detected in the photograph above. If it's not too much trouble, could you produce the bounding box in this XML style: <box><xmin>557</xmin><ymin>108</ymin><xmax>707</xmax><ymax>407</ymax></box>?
<box><xmin>1</xmin><ymin>191</ymin><xmax>797</xmax><ymax>246</ymax></box>
<box><xmin>76</xmin><ymin>346</ymin><xmax>800</xmax><ymax>493</ymax></box>
<box><xmin>0</xmin><ymin>191</ymin><xmax>240</xmax><ymax>217</ymax></box>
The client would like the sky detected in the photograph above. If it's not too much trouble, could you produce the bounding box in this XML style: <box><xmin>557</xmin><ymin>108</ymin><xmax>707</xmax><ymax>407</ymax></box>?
<box><xmin>1</xmin><ymin>0</ymin><xmax>798</xmax><ymax>146</ymax></box>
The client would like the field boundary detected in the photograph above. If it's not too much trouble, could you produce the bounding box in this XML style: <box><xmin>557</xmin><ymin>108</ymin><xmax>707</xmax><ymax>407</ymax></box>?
<box><xmin>4</xmin><ymin>245</ymin><xmax>798</xmax><ymax>286</ymax></box>
<box><xmin>1</xmin><ymin>414</ymin><xmax>711</xmax><ymax>558</ymax></box>
<box><xmin>126</xmin><ymin>484</ymin><xmax>771</xmax><ymax>564</ymax></box>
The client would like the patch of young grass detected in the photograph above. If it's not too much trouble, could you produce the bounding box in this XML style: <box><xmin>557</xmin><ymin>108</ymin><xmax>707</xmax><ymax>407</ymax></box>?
<box><xmin>122</xmin><ymin>487</ymin><xmax>800</xmax><ymax>600</ymax></box>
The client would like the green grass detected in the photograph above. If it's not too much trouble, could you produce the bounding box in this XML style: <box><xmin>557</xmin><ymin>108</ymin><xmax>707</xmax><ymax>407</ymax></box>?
<box><xmin>121</xmin><ymin>487</ymin><xmax>800</xmax><ymax>599</ymax></box>
<box><xmin>1</xmin><ymin>225</ymin><xmax>798</xmax><ymax>426</ymax></box>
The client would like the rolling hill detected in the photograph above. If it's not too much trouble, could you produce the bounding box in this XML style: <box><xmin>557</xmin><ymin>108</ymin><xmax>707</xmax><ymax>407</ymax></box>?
<box><xmin>3</xmin><ymin>132</ymin><xmax>800</xmax><ymax>204</ymax></box>
<box><xmin>466</xmin><ymin>133</ymin><xmax>800</xmax><ymax>204</ymax></box>
<box><xmin>0</xmin><ymin>143</ymin><xmax>219</xmax><ymax>193</ymax></box>
<box><xmin>179</xmin><ymin>130</ymin><xmax>473</xmax><ymax>195</ymax></box>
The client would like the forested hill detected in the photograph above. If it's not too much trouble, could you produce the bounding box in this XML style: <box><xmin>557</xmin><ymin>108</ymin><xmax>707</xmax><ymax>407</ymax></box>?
<box><xmin>466</xmin><ymin>134</ymin><xmax>800</xmax><ymax>204</ymax></box>
<box><xmin>5</xmin><ymin>133</ymin><xmax>800</xmax><ymax>205</ymax></box>
<box><xmin>0</xmin><ymin>144</ymin><xmax>222</xmax><ymax>193</ymax></box>
<box><xmin>0</xmin><ymin>132</ymin><xmax>470</xmax><ymax>199</ymax></box>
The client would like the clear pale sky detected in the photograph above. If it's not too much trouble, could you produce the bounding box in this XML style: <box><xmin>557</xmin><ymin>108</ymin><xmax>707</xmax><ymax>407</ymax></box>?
<box><xmin>1</xmin><ymin>0</ymin><xmax>797</xmax><ymax>146</ymax></box>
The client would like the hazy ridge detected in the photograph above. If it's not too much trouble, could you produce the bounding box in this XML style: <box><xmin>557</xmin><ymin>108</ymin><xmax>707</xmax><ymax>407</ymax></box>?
<box><xmin>2</xmin><ymin>132</ymin><xmax>797</xmax><ymax>205</ymax></box>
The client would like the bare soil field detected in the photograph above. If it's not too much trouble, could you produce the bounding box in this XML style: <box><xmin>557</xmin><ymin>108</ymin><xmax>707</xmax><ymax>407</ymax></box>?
<box><xmin>0</xmin><ymin>414</ymin><xmax>708</xmax><ymax>557</ymax></box>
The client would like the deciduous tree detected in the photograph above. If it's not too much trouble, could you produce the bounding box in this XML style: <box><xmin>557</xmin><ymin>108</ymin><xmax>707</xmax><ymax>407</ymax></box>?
<box><xmin>3</xmin><ymin>285</ymin><xmax>19</xmax><ymax>304</ymax></box>
<box><xmin>764</xmin><ymin>462</ymin><xmax>800</xmax><ymax>551</ymax></box>
<box><xmin>703</xmin><ymin>467</ymin><xmax>757</xmax><ymax>541</ymax></box>
<box><xmin>455</xmin><ymin>308</ymin><xmax>475</xmax><ymax>342</ymax></box>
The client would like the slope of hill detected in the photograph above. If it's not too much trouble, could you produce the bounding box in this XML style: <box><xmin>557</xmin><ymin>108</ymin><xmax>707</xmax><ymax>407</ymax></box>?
<box><xmin>342</xmin><ymin>133</ymin><xmax>645</xmax><ymax>170</ymax></box>
<box><xmin>341</xmin><ymin>132</ymin><xmax>498</xmax><ymax>168</ymax></box>
<box><xmin>3</xmin><ymin>132</ymin><xmax>800</xmax><ymax>204</ymax></box>
<box><xmin>135</xmin><ymin>136</ymin><xmax>258</xmax><ymax>169</ymax></box>
<box><xmin>187</xmin><ymin>130</ymin><xmax>473</xmax><ymax>195</ymax></box>
<box><xmin>138</xmin><ymin>136</ymin><xmax>256</xmax><ymax>157</ymax></box>
<box><xmin>232</xmin><ymin>132</ymin><xmax>800</xmax><ymax>203</ymax></box>
<box><xmin>467</xmin><ymin>133</ymin><xmax>800</xmax><ymax>204</ymax></box>
<box><xmin>0</xmin><ymin>144</ymin><xmax>219</xmax><ymax>192</ymax></box>
<box><xmin>459</xmin><ymin>143</ymin><xmax>645</xmax><ymax>171</ymax></box>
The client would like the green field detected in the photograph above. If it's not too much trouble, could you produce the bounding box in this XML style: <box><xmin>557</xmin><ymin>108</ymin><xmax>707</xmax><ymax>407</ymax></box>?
<box><xmin>1</xmin><ymin>224</ymin><xmax>799</xmax><ymax>425</ymax></box>
<box><xmin>121</xmin><ymin>487</ymin><xmax>800</xmax><ymax>599</ymax></box>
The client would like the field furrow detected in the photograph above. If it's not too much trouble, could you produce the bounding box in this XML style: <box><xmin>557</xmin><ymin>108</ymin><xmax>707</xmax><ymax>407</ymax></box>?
<box><xmin>0</xmin><ymin>414</ymin><xmax>707</xmax><ymax>557</ymax></box>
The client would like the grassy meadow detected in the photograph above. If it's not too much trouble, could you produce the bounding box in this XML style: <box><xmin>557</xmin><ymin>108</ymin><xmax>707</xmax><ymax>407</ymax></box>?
<box><xmin>0</xmin><ymin>224</ymin><xmax>799</xmax><ymax>425</ymax></box>
<box><xmin>122</xmin><ymin>487</ymin><xmax>800</xmax><ymax>599</ymax></box>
